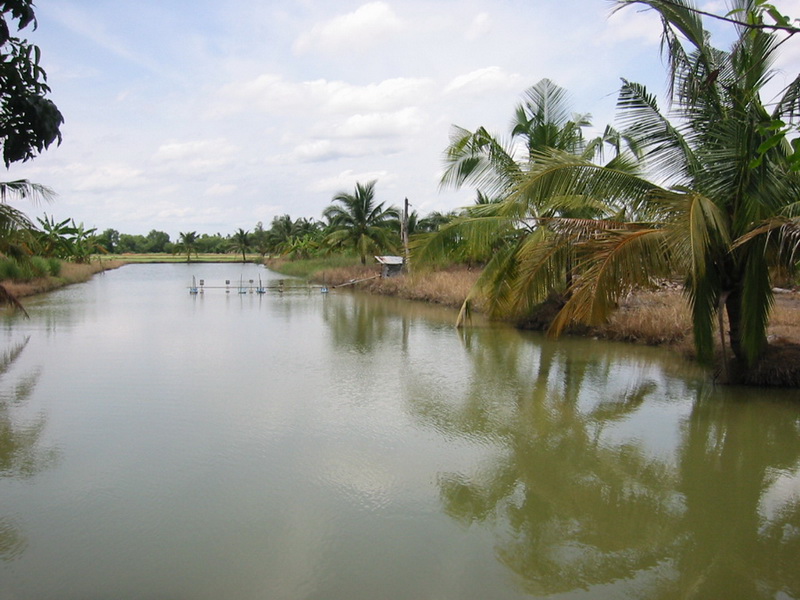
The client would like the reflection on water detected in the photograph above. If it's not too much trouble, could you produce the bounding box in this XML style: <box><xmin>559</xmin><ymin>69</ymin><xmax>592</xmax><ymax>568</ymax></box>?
<box><xmin>0</xmin><ymin>335</ymin><xmax>59</xmax><ymax>561</ymax></box>
<box><xmin>401</xmin><ymin>322</ymin><xmax>800</xmax><ymax>598</ymax></box>
<box><xmin>0</xmin><ymin>264</ymin><xmax>798</xmax><ymax>599</ymax></box>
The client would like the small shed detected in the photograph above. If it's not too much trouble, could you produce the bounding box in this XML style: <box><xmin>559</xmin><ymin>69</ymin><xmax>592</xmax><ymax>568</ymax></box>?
<box><xmin>375</xmin><ymin>255</ymin><xmax>404</xmax><ymax>278</ymax></box>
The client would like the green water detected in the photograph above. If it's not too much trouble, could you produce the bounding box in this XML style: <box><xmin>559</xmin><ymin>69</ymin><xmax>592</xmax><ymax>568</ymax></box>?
<box><xmin>1</xmin><ymin>263</ymin><xmax>798</xmax><ymax>599</ymax></box>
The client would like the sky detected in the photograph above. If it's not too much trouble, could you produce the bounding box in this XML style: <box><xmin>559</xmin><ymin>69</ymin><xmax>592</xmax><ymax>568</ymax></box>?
<box><xmin>5</xmin><ymin>0</ymin><xmax>800</xmax><ymax>239</ymax></box>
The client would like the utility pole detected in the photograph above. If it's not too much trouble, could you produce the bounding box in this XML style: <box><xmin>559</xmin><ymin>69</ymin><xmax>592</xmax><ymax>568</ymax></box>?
<box><xmin>402</xmin><ymin>197</ymin><xmax>411</xmax><ymax>273</ymax></box>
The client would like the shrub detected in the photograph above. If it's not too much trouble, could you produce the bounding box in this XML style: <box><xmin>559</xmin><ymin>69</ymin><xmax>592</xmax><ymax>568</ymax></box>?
<box><xmin>47</xmin><ymin>257</ymin><xmax>62</xmax><ymax>276</ymax></box>
<box><xmin>30</xmin><ymin>256</ymin><xmax>50</xmax><ymax>277</ymax></box>
<box><xmin>0</xmin><ymin>258</ymin><xmax>23</xmax><ymax>281</ymax></box>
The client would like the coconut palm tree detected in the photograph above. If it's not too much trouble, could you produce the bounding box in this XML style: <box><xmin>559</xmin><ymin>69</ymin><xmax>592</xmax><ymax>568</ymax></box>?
<box><xmin>414</xmin><ymin>79</ymin><xmax>639</xmax><ymax>318</ymax></box>
<box><xmin>229</xmin><ymin>228</ymin><xmax>250</xmax><ymax>262</ymax></box>
<box><xmin>323</xmin><ymin>180</ymin><xmax>399</xmax><ymax>265</ymax></box>
<box><xmin>176</xmin><ymin>231</ymin><xmax>199</xmax><ymax>263</ymax></box>
<box><xmin>488</xmin><ymin>0</ymin><xmax>800</xmax><ymax>381</ymax></box>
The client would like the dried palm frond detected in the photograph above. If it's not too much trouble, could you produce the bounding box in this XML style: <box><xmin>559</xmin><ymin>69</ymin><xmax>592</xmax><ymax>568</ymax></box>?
<box><xmin>0</xmin><ymin>284</ymin><xmax>29</xmax><ymax>318</ymax></box>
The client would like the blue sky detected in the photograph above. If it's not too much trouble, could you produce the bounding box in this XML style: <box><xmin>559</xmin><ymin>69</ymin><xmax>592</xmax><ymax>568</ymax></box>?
<box><xmin>6</xmin><ymin>0</ymin><xmax>799</xmax><ymax>238</ymax></box>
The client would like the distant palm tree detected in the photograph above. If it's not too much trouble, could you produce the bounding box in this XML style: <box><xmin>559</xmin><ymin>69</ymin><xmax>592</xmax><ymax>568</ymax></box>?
<box><xmin>229</xmin><ymin>228</ymin><xmax>250</xmax><ymax>262</ymax></box>
<box><xmin>265</xmin><ymin>215</ymin><xmax>294</xmax><ymax>253</ymax></box>
<box><xmin>323</xmin><ymin>180</ymin><xmax>399</xmax><ymax>265</ymax></box>
<box><xmin>176</xmin><ymin>231</ymin><xmax>199</xmax><ymax>263</ymax></box>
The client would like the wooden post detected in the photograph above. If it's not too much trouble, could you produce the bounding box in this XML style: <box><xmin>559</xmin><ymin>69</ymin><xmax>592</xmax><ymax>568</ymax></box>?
<box><xmin>402</xmin><ymin>197</ymin><xmax>411</xmax><ymax>273</ymax></box>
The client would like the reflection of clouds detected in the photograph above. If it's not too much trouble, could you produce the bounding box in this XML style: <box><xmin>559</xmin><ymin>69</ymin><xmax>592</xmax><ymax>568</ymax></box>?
<box><xmin>265</xmin><ymin>503</ymin><xmax>330</xmax><ymax>599</ymax></box>
<box><xmin>760</xmin><ymin>465</ymin><xmax>800</xmax><ymax>523</ymax></box>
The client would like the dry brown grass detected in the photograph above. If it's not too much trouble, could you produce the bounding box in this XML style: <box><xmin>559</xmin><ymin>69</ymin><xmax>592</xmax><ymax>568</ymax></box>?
<box><xmin>317</xmin><ymin>265</ymin><xmax>800</xmax><ymax>356</ymax></box>
<box><xmin>767</xmin><ymin>292</ymin><xmax>800</xmax><ymax>344</ymax></box>
<box><xmin>313</xmin><ymin>265</ymin><xmax>482</xmax><ymax>310</ymax></box>
<box><xmin>595</xmin><ymin>288</ymin><xmax>692</xmax><ymax>347</ymax></box>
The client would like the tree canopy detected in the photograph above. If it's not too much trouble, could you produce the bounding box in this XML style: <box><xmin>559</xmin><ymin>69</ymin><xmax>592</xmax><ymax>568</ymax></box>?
<box><xmin>0</xmin><ymin>0</ymin><xmax>63</xmax><ymax>167</ymax></box>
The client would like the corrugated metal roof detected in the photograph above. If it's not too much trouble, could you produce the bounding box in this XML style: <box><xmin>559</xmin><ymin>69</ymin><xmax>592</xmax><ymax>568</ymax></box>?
<box><xmin>375</xmin><ymin>256</ymin><xmax>404</xmax><ymax>265</ymax></box>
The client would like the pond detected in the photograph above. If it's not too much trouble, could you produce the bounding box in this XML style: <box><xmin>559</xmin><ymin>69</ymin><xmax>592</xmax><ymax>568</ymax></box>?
<box><xmin>1</xmin><ymin>263</ymin><xmax>799</xmax><ymax>600</ymax></box>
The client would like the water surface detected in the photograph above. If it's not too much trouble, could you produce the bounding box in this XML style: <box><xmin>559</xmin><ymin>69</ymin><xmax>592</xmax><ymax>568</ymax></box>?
<box><xmin>1</xmin><ymin>263</ymin><xmax>798</xmax><ymax>599</ymax></box>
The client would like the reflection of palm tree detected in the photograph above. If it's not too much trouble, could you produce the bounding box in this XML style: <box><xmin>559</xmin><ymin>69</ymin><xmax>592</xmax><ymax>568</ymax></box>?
<box><xmin>408</xmin><ymin>332</ymin><xmax>679</xmax><ymax>594</ymax></box>
<box><xmin>322</xmin><ymin>294</ymin><xmax>395</xmax><ymax>353</ymax></box>
<box><xmin>0</xmin><ymin>337</ymin><xmax>58</xmax><ymax>478</ymax></box>
<box><xmin>0</xmin><ymin>336</ymin><xmax>59</xmax><ymax>560</ymax></box>
<box><xmin>404</xmin><ymin>327</ymin><xmax>800</xmax><ymax>597</ymax></box>
<box><xmin>666</xmin><ymin>396</ymin><xmax>800</xmax><ymax>599</ymax></box>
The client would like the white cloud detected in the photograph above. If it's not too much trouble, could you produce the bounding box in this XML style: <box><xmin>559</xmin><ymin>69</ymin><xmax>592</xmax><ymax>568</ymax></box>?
<box><xmin>205</xmin><ymin>183</ymin><xmax>238</xmax><ymax>197</ymax></box>
<box><xmin>310</xmin><ymin>169</ymin><xmax>395</xmax><ymax>194</ymax></box>
<box><xmin>153</xmin><ymin>139</ymin><xmax>235</xmax><ymax>162</ymax></box>
<box><xmin>333</xmin><ymin>107</ymin><xmax>425</xmax><ymax>138</ymax></box>
<box><xmin>70</xmin><ymin>163</ymin><xmax>144</xmax><ymax>193</ymax></box>
<box><xmin>152</xmin><ymin>139</ymin><xmax>238</xmax><ymax>174</ymax></box>
<box><xmin>444</xmin><ymin>67</ymin><xmax>524</xmax><ymax>95</ymax></box>
<box><xmin>278</xmin><ymin>140</ymin><xmax>368</xmax><ymax>164</ymax></box>
<box><xmin>48</xmin><ymin>3</ymin><xmax>170</xmax><ymax>77</ymax></box>
<box><xmin>215</xmin><ymin>75</ymin><xmax>436</xmax><ymax>117</ymax></box>
<box><xmin>293</xmin><ymin>2</ymin><xmax>405</xmax><ymax>54</ymax></box>
<box><xmin>465</xmin><ymin>12</ymin><xmax>492</xmax><ymax>41</ymax></box>
<box><xmin>602</xmin><ymin>5</ymin><xmax>662</xmax><ymax>44</ymax></box>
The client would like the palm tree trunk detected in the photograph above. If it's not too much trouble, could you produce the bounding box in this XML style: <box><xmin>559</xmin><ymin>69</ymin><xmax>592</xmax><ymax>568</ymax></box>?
<box><xmin>725</xmin><ymin>287</ymin><xmax>744</xmax><ymax>357</ymax></box>
<box><xmin>723</xmin><ymin>286</ymin><xmax>758</xmax><ymax>383</ymax></box>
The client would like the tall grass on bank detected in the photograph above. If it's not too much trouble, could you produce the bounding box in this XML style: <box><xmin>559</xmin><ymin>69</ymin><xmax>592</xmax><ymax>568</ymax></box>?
<box><xmin>595</xmin><ymin>289</ymin><xmax>691</xmax><ymax>346</ymax></box>
<box><xmin>0</xmin><ymin>257</ymin><xmax>62</xmax><ymax>281</ymax></box>
<box><xmin>266</xmin><ymin>257</ymin><xmax>800</xmax><ymax>357</ymax></box>
<box><xmin>1</xmin><ymin>260</ymin><xmax>124</xmax><ymax>299</ymax></box>
<box><xmin>265</xmin><ymin>255</ymin><xmax>363</xmax><ymax>279</ymax></box>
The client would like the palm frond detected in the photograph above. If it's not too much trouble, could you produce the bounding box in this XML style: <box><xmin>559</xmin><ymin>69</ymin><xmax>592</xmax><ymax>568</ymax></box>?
<box><xmin>411</xmin><ymin>214</ymin><xmax>517</xmax><ymax>266</ymax></box>
<box><xmin>439</xmin><ymin>126</ymin><xmax>518</xmax><ymax>197</ymax></box>
<box><xmin>549</xmin><ymin>227</ymin><xmax>671</xmax><ymax>335</ymax></box>
<box><xmin>0</xmin><ymin>180</ymin><xmax>56</xmax><ymax>205</ymax></box>
<box><xmin>0</xmin><ymin>202</ymin><xmax>34</xmax><ymax>234</ymax></box>
<box><xmin>616</xmin><ymin>80</ymin><xmax>699</xmax><ymax>182</ymax></box>
<box><xmin>0</xmin><ymin>284</ymin><xmax>29</xmax><ymax>318</ymax></box>
<box><xmin>514</xmin><ymin>149</ymin><xmax>660</xmax><ymax>218</ymax></box>
<box><xmin>510</xmin><ymin>227</ymin><xmax>578</xmax><ymax>315</ymax></box>
<box><xmin>775</xmin><ymin>72</ymin><xmax>800</xmax><ymax>120</ymax></box>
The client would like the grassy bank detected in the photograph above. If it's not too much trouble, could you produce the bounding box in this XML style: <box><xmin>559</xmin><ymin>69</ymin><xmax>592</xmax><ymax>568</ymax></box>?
<box><xmin>267</xmin><ymin>258</ymin><xmax>800</xmax><ymax>380</ymax></box>
<box><xmin>2</xmin><ymin>260</ymin><xmax>126</xmax><ymax>299</ymax></box>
